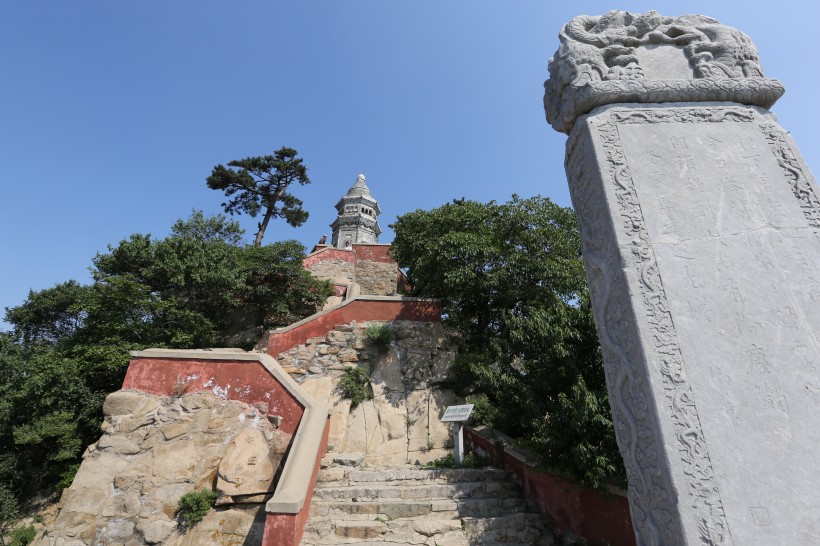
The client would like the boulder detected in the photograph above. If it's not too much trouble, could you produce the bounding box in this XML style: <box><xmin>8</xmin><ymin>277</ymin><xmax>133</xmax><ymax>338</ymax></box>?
<box><xmin>103</xmin><ymin>391</ymin><xmax>149</xmax><ymax>417</ymax></box>
<box><xmin>216</xmin><ymin>429</ymin><xmax>279</xmax><ymax>497</ymax></box>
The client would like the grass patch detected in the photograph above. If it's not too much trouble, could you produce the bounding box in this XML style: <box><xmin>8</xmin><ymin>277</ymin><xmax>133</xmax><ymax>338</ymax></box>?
<box><xmin>8</xmin><ymin>525</ymin><xmax>36</xmax><ymax>546</ymax></box>
<box><xmin>365</xmin><ymin>323</ymin><xmax>394</xmax><ymax>351</ymax></box>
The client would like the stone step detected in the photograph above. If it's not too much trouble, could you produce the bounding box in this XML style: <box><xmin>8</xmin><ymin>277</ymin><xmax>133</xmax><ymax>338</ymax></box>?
<box><xmin>463</xmin><ymin>514</ymin><xmax>556</xmax><ymax>545</ymax></box>
<box><xmin>302</xmin><ymin>514</ymin><xmax>554</xmax><ymax>545</ymax></box>
<box><xmin>312</xmin><ymin>480</ymin><xmax>521</xmax><ymax>501</ymax></box>
<box><xmin>302</xmin><ymin>518</ymin><xmax>467</xmax><ymax>544</ymax></box>
<box><xmin>315</xmin><ymin>465</ymin><xmax>509</xmax><ymax>486</ymax></box>
<box><xmin>301</xmin><ymin>465</ymin><xmax>557</xmax><ymax>546</ymax></box>
<box><xmin>309</xmin><ymin>496</ymin><xmax>531</xmax><ymax>520</ymax></box>
<box><xmin>348</xmin><ymin>467</ymin><xmax>509</xmax><ymax>483</ymax></box>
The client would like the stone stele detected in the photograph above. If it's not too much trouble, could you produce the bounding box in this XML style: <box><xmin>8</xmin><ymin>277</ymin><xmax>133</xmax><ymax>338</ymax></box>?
<box><xmin>545</xmin><ymin>11</ymin><xmax>820</xmax><ymax>546</ymax></box>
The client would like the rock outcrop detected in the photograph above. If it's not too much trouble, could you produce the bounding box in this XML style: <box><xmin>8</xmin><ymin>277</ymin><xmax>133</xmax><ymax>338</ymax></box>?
<box><xmin>37</xmin><ymin>391</ymin><xmax>288</xmax><ymax>546</ymax></box>
<box><xmin>277</xmin><ymin>320</ymin><xmax>462</xmax><ymax>466</ymax></box>
<box><xmin>38</xmin><ymin>319</ymin><xmax>465</xmax><ymax>545</ymax></box>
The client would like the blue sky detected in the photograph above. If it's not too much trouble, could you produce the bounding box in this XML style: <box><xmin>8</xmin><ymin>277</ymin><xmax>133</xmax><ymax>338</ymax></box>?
<box><xmin>1</xmin><ymin>1</ymin><xmax>818</xmax><ymax>327</ymax></box>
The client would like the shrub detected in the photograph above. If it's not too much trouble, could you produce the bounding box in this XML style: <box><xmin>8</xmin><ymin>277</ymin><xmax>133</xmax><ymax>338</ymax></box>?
<box><xmin>365</xmin><ymin>323</ymin><xmax>394</xmax><ymax>350</ymax></box>
<box><xmin>339</xmin><ymin>367</ymin><xmax>372</xmax><ymax>407</ymax></box>
<box><xmin>176</xmin><ymin>489</ymin><xmax>217</xmax><ymax>529</ymax></box>
<box><xmin>422</xmin><ymin>452</ymin><xmax>481</xmax><ymax>469</ymax></box>
<box><xmin>8</xmin><ymin>525</ymin><xmax>36</xmax><ymax>546</ymax></box>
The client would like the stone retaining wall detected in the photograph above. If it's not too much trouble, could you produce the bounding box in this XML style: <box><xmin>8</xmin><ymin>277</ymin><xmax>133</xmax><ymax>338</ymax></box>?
<box><xmin>279</xmin><ymin>320</ymin><xmax>463</xmax><ymax>466</ymax></box>
<box><xmin>303</xmin><ymin>244</ymin><xmax>401</xmax><ymax>297</ymax></box>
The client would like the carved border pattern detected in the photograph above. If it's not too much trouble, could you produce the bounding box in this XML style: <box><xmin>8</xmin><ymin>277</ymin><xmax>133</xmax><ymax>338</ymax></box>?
<box><xmin>593</xmin><ymin>107</ymin><xmax>772</xmax><ymax>545</ymax></box>
<box><xmin>758</xmin><ymin>121</ymin><xmax>820</xmax><ymax>231</ymax></box>
<box><xmin>566</xmin><ymin>135</ymin><xmax>681</xmax><ymax>546</ymax></box>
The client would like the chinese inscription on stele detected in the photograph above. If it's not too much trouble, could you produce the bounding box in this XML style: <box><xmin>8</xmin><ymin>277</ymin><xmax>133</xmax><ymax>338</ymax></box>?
<box><xmin>545</xmin><ymin>10</ymin><xmax>819</xmax><ymax>546</ymax></box>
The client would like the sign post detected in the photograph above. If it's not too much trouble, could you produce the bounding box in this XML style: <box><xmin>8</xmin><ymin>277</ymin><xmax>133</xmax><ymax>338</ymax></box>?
<box><xmin>440</xmin><ymin>404</ymin><xmax>474</xmax><ymax>464</ymax></box>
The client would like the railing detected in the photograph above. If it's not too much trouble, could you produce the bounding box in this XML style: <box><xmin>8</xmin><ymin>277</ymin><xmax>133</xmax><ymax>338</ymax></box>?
<box><xmin>464</xmin><ymin>425</ymin><xmax>635</xmax><ymax>546</ymax></box>
<box><xmin>263</xmin><ymin>295</ymin><xmax>441</xmax><ymax>357</ymax></box>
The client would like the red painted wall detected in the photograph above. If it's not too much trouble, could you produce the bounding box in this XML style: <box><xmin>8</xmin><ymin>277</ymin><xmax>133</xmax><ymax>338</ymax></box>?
<box><xmin>123</xmin><ymin>357</ymin><xmax>304</xmax><ymax>435</ymax></box>
<box><xmin>262</xmin><ymin>416</ymin><xmax>330</xmax><ymax>546</ymax></box>
<box><xmin>266</xmin><ymin>299</ymin><xmax>441</xmax><ymax>357</ymax></box>
<box><xmin>303</xmin><ymin>244</ymin><xmax>395</xmax><ymax>270</ymax></box>
<box><xmin>302</xmin><ymin>247</ymin><xmax>356</xmax><ymax>269</ymax></box>
<box><xmin>351</xmin><ymin>244</ymin><xmax>394</xmax><ymax>263</ymax></box>
<box><xmin>464</xmin><ymin>427</ymin><xmax>635</xmax><ymax>546</ymax></box>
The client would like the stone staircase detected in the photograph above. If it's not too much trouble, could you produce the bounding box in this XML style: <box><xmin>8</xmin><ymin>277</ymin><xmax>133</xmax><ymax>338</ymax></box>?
<box><xmin>300</xmin><ymin>461</ymin><xmax>559</xmax><ymax>545</ymax></box>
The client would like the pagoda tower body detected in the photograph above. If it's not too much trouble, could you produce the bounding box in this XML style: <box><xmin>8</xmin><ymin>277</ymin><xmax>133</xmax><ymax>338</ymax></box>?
<box><xmin>330</xmin><ymin>174</ymin><xmax>381</xmax><ymax>248</ymax></box>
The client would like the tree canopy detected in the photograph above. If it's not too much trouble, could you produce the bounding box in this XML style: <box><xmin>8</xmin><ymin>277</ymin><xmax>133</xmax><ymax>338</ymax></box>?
<box><xmin>0</xmin><ymin>211</ymin><xmax>331</xmax><ymax>509</ymax></box>
<box><xmin>206</xmin><ymin>147</ymin><xmax>311</xmax><ymax>246</ymax></box>
<box><xmin>390</xmin><ymin>195</ymin><xmax>624</xmax><ymax>489</ymax></box>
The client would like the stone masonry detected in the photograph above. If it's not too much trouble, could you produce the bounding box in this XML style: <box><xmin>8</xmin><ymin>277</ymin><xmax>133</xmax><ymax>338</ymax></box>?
<box><xmin>277</xmin><ymin>320</ymin><xmax>462</xmax><ymax>466</ymax></box>
<box><xmin>303</xmin><ymin>244</ymin><xmax>402</xmax><ymax>300</ymax></box>
<box><xmin>354</xmin><ymin>259</ymin><xmax>399</xmax><ymax>296</ymax></box>
<box><xmin>305</xmin><ymin>258</ymin><xmax>356</xmax><ymax>287</ymax></box>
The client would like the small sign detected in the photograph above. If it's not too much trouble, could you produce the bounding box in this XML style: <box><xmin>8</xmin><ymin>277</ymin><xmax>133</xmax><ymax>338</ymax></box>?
<box><xmin>441</xmin><ymin>404</ymin><xmax>474</xmax><ymax>422</ymax></box>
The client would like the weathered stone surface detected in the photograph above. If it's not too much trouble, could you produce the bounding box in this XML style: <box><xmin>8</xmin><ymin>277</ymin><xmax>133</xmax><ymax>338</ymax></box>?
<box><xmin>306</xmin><ymin>259</ymin><xmax>356</xmax><ymax>286</ymax></box>
<box><xmin>105</xmin><ymin>519</ymin><xmax>135</xmax><ymax>539</ymax></box>
<box><xmin>159</xmin><ymin>421</ymin><xmax>188</xmax><ymax>441</ymax></box>
<box><xmin>300</xmin><ymin>376</ymin><xmax>335</xmax><ymax>405</ymax></box>
<box><xmin>216</xmin><ymin>428</ymin><xmax>280</xmax><ymax>496</ymax></box>
<box><xmin>337</xmin><ymin>349</ymin><xmax>359</xmax><ymax>362</ymax></box>
<box><xmin>38</xmin><ymin>393</ymin><xmax>289</xmax><ymax>546</ymax></box>
<box><xmin>355</xmin><ymin>260</ymin><xmax>399</xmax><ymax>295</ymax></box>
<box><xmin>544</xmin><ymin>11</ymin><xmax>784</xmax><ymax>133</ymax></box>
<box><xmin>427</xmin><ymin>389</ymin><xmax>461</xmax><ymax>450</ymax></box>
<box><xmin>171</xmin><ymin>506</ymin><xmax>265</xmax><ymax>546</ymax></box>
<box><xmin>139</xmin><ymin>519</ymin><xmax>177</xmax><ymax>544</ymax></box>
<box><xmin>405</xmin><ymin>389</ymin><xmax>430</xmax><ymax>453</ymax></box>
<box><xmin>96</xmin><ymin>434</ymin><xmax>142</xmax><ymax>455</ymax></box>
<box><xmin>327</xmin><ymin>398</ymin><xmax>351</xmax><ymax>450</ymax></box>
<box><xmin>151</xmin><ymin>440</ymin><xmax>199</xmax><ymax>481</ymax></box>
<box><xmin>331</xmin><ymin>453</ymin><xmax>363</xmax><ymax>467</ymax></box>
<box><xmin>431</xmin><ymin>350</ymin><xmax>456</xmax><ymax>383</ymax></box>
<box><xmin>278</xmin><ymin>320</ymin><xmax>461</xmax><ymax>467</ymax></box>
<box><xmin>563</xmin><ymin>101</ymin><xmax>820</xmax><ymax>544</ymax></box>
<box><xmin>103</xmin><ymin>391</ymin><xmax>150</xmax><ymax>417</ymax></box>
<box><xmin>343</xmin><ymin>399</ymin><xmax>380</xmax><ymax>455</ymax></box>
<box><xmin>370</xmin><ymin>347</ymin><xmax>404</xmax><ymax>388</ymax></box>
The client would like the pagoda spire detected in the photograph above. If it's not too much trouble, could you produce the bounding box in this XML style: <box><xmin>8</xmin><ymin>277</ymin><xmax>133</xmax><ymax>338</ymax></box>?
<box><xmin>330</xmin><ymin>173</ymin><xmax>381</xmax><ymax>248</ymax></box>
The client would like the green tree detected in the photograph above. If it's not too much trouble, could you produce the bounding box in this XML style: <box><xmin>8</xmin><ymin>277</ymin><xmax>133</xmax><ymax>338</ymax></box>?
<box><xmin>92</xmin><ymin>211</ymin><xmax>330</xmax><ymax>343</ymax></box>
<box><xmin>0</xmin><ymin>483</ymin><xmax>19</xmax><ymax>546</ymax></box>
<box><xmin>0</xmin><ymin>211</ymin><xmax>331</xmax><ymax>506</ymax></box>
<box><xmin>390</xmin><ymin>195</ymin><xmax>623</xmax><ymax>489</ymax></box>
<box><xmin>206</xmin><ymin>147</ymin><xmax>310</xmax><ymax>246</ymax></box>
